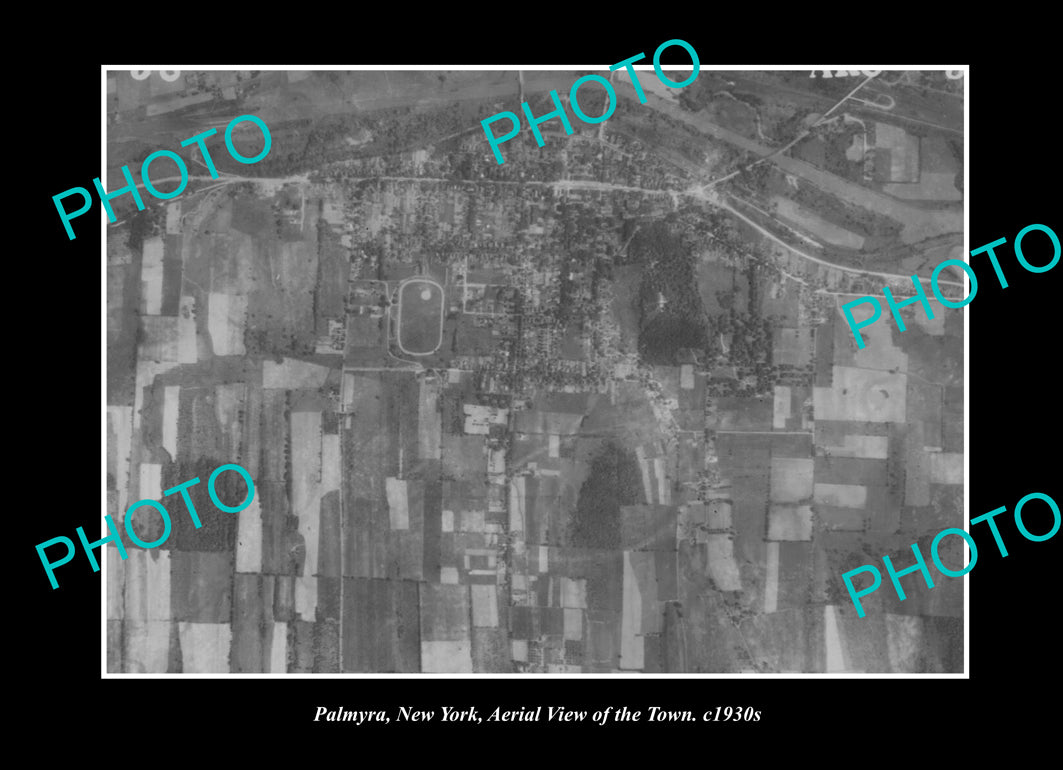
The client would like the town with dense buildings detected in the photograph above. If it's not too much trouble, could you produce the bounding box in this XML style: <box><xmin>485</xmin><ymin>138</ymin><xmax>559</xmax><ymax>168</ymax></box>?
<box><xmin>105</xmin><ymin>68</ymin><xmax>964</xmax><ymax>673</ymax></box>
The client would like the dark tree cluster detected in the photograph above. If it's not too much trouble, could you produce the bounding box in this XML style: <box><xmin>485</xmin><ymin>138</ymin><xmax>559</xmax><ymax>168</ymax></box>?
<box><xmin>629</xmin><ymin>217</ymin><xmax>713</xmax><ymax>365</ymax></box>
<box><xmin>568</xmin><ymin>442</ymin><xmax>643</xmax><ymax>549</ymax></box>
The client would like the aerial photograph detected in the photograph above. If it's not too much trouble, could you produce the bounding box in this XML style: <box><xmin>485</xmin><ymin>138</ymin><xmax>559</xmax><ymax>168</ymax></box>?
<box><xmin>104</xmin><ymin>66</ymin><xmax>965</xmax><ymax>674</ymax></box>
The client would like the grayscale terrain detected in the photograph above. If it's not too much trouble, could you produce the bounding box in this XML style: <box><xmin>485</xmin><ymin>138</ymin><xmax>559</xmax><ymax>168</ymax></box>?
<box><xmin>105</xmin><ymin>68</ymin><xmax>964</xmax><ymax>673</ymax></box>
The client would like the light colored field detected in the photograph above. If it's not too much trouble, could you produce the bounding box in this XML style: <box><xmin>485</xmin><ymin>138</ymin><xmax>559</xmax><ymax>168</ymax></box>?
<box><xmin>321</xmin><ymin>433</ymin><xmax>340</xmax><ymax>493</ymax></box>
<box><xmin>823</xmin><ymin>434</ymin><xmax>889</xmax><ymax>459</ymax></box>
<box><xmin>141</xmin><ymin>236</ymin><xmax>164</xmax><ymax>315</ymax></box>
<box><xmin>508</xmin><ymin>476</ymin><xmax>526</xmax><ymax>532</ymax></box>
<box><xmin>511</xmin><ymin>640</ymin><xmax>528</xmax><ymax>663</ymax></box>
<box><xmin>161</xmin><ymin>385</ymin><xmax>179</xmax><ymax>461</ymax></box>
<box><xmin>764</xmin><ymin>541</ymin><xmax>780</xmax><ymax>613</ymax></box>
<box><xmin>813</xmin><ymin>367</ymin><xmax>907</xmax><ymax>423</ymax></box>
<box><xmin>489</xmin><ymin>446</ymin><xmax>506</xmax><ymax>476</ymax></box>
<box><xmin>619</xmin><ymin>552</ymin><xmax>644</xmax><ymax>670</ymax></box>
<box><xmin>341</xmin><ymin>371</ymin><xmax>356</xmax><ymax>408</ymax></box>
<box><xmin>885</xmin><ymin>613</ymin><xmax>925</xmax><ymax>672</ymax></box>
<box><xmin>929</xmin><ymin>452</ymin><xmax>963</xmax><ymax>485</ymax></box>
<box><xmin>178</xmin><ymin>622</ymin><xmax>231</xmax><ymax>673</ymax></box>
<box><xmin>123</xmin><ymin>620</ymin><xmax>170</xmax><ymax>672</ymax></box>
<box><xmin>839</xmin><ymin>299</ymin><xmax>909</xmax><ymax>372</ymax></box>
<box><xmin>291</xmin><ymin>411</ymin><xmax>323</xmax><ymax>577</ymax></box>
<box><xmin>654</xmin><ymin>457</ymin><xmax>670</xmax><ymax>504</ymax></box>
<box><xmin>773</xmin><ymin>385</ymin><xmax>791</xmax><ymax>429</ymax></box>
<box><xmin>385</xmin><ymin>477</ymin><xmax>409</xmax><ymax>530</ymax></box>
<box><xmin>165</xmin><ymin>201</ymin><xmax>181</xmax><ymax>234</ymax></box>
<box><xmin>418</xmin><ymin>377</ymin><xmax>441</xmax><ymax>460</ymax></box>
<box><xmin>706</xmin><ymin>534</ymin><xmax>742</xmax><ymax>590</ymax></box>
<box><xmin>421</xmin><ymin>640</ymin><xmax>473</xmax><ymax>673</ymax></box>
<box><xmin>824</xmin><ymin>605</ymin><xmax>846</xmax><ymax>672</ymax></box>
<box><xmin>767</xmin><ymin>504</ymin><xmax>813</xmax><ymax>540</ymax></box>
<box><xmin>178</xmin><ymin>296</ymin><xmax>197</xmax><ymax>363</ymax></box>
<box><xmin>532</xmin><ymin>545</ymin><xmax>548</xmax><ymax>574</ymax></box>
<box><xmin>772</xmin><ymin>196</ymin><xmax>866</xmax><ymax>249</ymax></box>
<box><xmin>875</xmin><ymin>123</ymin><xmax>920</xmax><ymax>183</ymax></box>
<box><xmin>564</xmin><ymin>608</ymin><xmax>583</xmax><ymax>641</ymax></box>
<box><xmin>814</xmin><ymin>483</ymin><xmax>868</xmax><ymax>508</ymax></box>
<box><xmin>295</xmin><ymin>575</ymin><xmax>318</xmax><ymax>621</ymax></box>
<box><xmin>207</xmin><ymin>292</ymin><xmax>247</xmax><ymax>356</ymax></box>
<box><xmin>263</xmin><ymin>358</ymin><xmax>331</xmax><ymax>389</ymax></box>
<box><xmin>235</xmin><ymin>495</ymin><xmax>263</xmax><ymax>573</ymax></box>
<box><xmin>269</xmin><ymin>622</ymin><xmax>287</xmax><ymax>673</ymax></box>
<box><xmin>470</xmin><ymin>584</ymin><xmax>499</xmax><ymax>627</ymax></box>
<box><xmin>561</xmin><ymin>577</ymin><xmax>588</xmax><ymax>608</ymax></box>
<box><xmin>122</xmin><ymin>548</ymin><xmax>171</xmax><ymax>621</ymax></box>
<box><xmin>770</xmin><ymin>457</ymin><xmax>815</xmax><ymax>502</ymax></box>
<box><xmin>637</xmin><ymin>457</ymin><xmax>670</xmax><ymax>504</ymax></box>
<box><xmin>460</xmin><ymin>510</ymin><xmax>485</xmax><ymax>532</ymax></box>
<box><xmin>108</xmin><ymin>406</ymin><xmax>133</xmax><ymax>516</ymax></box>
<box><xmin>138</xmin><ymin>462</ymin><xmax>161</xmax><ymax>501</ymax></box>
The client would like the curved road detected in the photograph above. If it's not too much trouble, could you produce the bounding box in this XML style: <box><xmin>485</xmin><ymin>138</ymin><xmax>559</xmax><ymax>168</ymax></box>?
<box><xmin>710</xmin><ymin>193</ymin><xmax>965</xmax><ymax>291</ymax></box>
